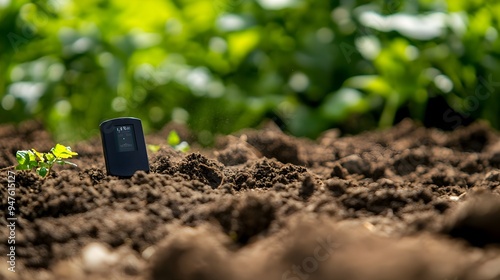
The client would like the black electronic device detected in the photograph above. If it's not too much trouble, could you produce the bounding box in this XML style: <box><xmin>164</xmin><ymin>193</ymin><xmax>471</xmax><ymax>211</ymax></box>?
<box><xmin>100</xmin><ymin>117</ymin><xmax>149</xmax><ymax>177</ymax></box>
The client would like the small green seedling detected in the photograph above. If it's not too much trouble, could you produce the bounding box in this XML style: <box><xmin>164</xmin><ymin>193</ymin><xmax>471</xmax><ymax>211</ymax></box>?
<box><xmin>167</xmin><ymin>130</ymin><xmax>190</xmax><ymax>152</ymax></box>
<box><xmin>147</xmin><ymin>144</ymin><xmax>161</xmax><ymax>153</ymax></box>
<box><xmin>147</xmin><ymin>130</ymin><xmax>190</xmax><ymax>153</ymax></box>
<box><xmin>16</xmin><ymin>144</ymin><xmax>78</xmax><ymax>178</ymax></box>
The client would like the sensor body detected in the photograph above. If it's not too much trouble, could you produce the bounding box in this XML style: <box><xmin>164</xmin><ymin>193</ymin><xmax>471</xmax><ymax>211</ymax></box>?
<box><xmin>100</xmin><ymin>117</ymin><xmax>149</xmax><ymax>177</ymax></box>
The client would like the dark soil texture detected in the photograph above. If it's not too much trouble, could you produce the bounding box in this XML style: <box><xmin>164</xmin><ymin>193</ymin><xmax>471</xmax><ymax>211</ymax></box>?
<box><xmin>1</xmin><ymin>119</ymin><xmax>500</xmax><ymax>280</ymax></box>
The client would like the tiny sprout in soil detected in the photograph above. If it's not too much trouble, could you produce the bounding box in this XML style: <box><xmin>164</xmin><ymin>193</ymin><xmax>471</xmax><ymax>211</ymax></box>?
<box><xmin>15</xmin><ymin>144</ymin><xmax>78</xmax><ymax>177</ymax></box>
<box><xmin>148</xmin><ymin>130</ymin><xmax>190</xmax><ymax>153</ymax></box>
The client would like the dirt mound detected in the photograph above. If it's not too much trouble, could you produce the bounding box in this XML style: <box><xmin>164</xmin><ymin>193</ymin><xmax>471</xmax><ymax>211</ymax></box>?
<box><xmin>1</xmin><ymin>119</ymin><xmax>500</xmax><ymax>280</ymax></box>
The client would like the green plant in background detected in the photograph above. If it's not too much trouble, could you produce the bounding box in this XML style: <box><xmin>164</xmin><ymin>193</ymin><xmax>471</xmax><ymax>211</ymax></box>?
<box><xmin>1</xmin><ymin>0</ymin><xmax>500</xmax><ymax>142</ymax></box>
<box><xmin>16</xmin><ymin>144</ymin><xmax>78</xmax><ymax>177</ymax></box>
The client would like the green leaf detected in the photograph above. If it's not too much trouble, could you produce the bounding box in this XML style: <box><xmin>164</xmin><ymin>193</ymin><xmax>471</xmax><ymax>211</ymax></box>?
<box><xmin>37</xmin><ymin>167</ymin><xmax>48</xmax><ymax>177</ymax></box>
<box><xmin>26</xmin><ymin>151</ymin><xmax>38</xmax><ymax>169</ymax></box>
<box><xmin>15</xmin><ymin>150</ymin><xmax>35</xmax><ymax>170</ymax></box>
<box><xmin>51</xmin><ymin>144</ymin><xmax>78</xmax><ymax>159</ymax></box>
<box><xmin>175</xmin><ymin>141</ymin><xmax>190</xmax><ymax>153</ymax></box>
<box><xmin>16</xmin><ymin>150</ymin><xmax>29</xmax><ymax>166</ymax></box>
<box><xmin>227</xmin><ymin>28</ymin><xmax>261</xmax><ymax>64</ymax></box>
<box><xmin>167</xmin><ymin>131</ymin><xmax>181</xmax><ymax>147</ymax></box>
<box><xmin>45</xmin><ymin>153</ymin><xmax>55</xmax><ymax>163</ymax></box>
<box><xmin>147</xmin><ymin>144</ymin><xmax>161</xmax><ymax>153</ymax></box>
<box><xmin>15</xmin><ymin>164</ymin><xmax>30</xmax><ymax>170</ymax></box>
<box><xmin>32</xmin><ymin>149</ymin><xmax>45</xmax><ymax>162</ymax></box>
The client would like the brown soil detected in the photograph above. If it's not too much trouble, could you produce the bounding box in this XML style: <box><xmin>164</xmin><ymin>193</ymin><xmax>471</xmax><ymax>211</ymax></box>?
<box><xmin>1</xmin><ymin>119</ymin><xmax>500</xmax><ymax>280</ymax></box>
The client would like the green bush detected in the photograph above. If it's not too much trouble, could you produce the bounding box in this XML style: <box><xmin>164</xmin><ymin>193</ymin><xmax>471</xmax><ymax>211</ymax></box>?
<box><xmin>1</xmin><ymin>0</ymin><xmax>499</xmax><ymax>143</ymax></box>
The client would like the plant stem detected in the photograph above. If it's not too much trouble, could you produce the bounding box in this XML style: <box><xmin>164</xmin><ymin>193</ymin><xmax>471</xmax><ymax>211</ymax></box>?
<box><xmin>43</xmin><ymin>165</ymin><xmax>53</xmax><ymax>180</ymax></box>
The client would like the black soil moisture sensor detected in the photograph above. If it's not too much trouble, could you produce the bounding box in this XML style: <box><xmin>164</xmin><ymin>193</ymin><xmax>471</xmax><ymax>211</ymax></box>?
<box><xmin>100</xmin><ymin>117</ymin><xmax>149</xmax><ymax>177</ymax></box>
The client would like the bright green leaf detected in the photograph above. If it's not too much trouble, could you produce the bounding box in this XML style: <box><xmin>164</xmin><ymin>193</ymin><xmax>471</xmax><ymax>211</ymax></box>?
<box><xmin>51</xmin><ymin>144</ymin><xmax>78</xmax><ymax>159</ymax></box>
<box><xmin>227</xmin><ymin>28</ymin><xmax>260</xmax><ymax>64</ymax></box>
<box><xmin>344</xmin><ymin>75</ymin><xmax>392</xmax><ymax>97</ymax></box>
<box><xmin>147</xmin><ymin>144</ymin><xmax>161</xmax><ymax>153</ymax></box>
<box><xmin>26</xmin><ymin>151</ymin><xmax>38</xmax><ymax>169</ymax></box>
<box><xmin>32</xmin><ymin>149</ymin><xmax>45</xmax><ymax>162</ymax></box>
<box><xmin>45</xmin><ymin>153</ymin><xmax>55</xmax><ymax>163</ymax></box>
<box><xmin>167</xmin><ymin>131</ymin><xmax>181</xmax><ymax>147</ymax></box>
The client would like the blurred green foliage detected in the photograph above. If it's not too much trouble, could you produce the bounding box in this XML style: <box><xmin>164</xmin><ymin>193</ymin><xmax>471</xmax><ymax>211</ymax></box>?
<box><xmin>1</xmin><ymin>0</ymin><xmax>500</xmax><ymax>143</ymax></box>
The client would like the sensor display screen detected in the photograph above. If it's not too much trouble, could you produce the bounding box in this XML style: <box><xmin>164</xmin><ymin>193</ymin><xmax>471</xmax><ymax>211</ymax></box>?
<box><xmin>115</xmin><ymin>125</ymin><xmax>137</xmax><ymax>152</ymax></box>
